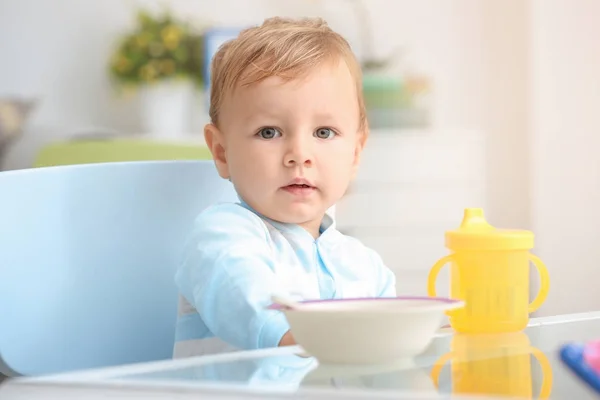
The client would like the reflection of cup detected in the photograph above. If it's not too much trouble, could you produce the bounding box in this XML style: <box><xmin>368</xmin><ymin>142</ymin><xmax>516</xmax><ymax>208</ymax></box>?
<box><xmin>431</xmin><ymin>332</ymin><xmax>553</xmax><ymax>399</ymax></box>
<box><xmin>302</xmin><ymin>357</ymin><xmax>437</xmax><ymax>393</ymax></box>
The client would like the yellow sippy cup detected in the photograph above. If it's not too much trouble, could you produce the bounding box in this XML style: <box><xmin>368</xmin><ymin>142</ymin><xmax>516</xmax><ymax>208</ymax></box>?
<box><xmin>427</xmin><ymin>208</ymin><xmax>550</xmax><ymax>333</ymax></box>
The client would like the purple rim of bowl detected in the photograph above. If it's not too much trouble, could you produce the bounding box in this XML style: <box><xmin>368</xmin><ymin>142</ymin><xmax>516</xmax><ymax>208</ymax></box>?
<box><xmin>267</xmin><ymin>296</ymin><xmax>462</xmax><ymax>310</ymax></box>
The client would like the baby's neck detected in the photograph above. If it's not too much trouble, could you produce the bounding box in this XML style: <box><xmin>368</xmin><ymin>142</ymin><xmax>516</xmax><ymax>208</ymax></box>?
<box><xmin>297</xmin><ymin>220</ymin><xmax>322</xmax><ymax>239</ymax></box>
<box><xmin>236</xmin><ymin>197</ymin><xmax>330</xmax><ymax>239</ymax></box>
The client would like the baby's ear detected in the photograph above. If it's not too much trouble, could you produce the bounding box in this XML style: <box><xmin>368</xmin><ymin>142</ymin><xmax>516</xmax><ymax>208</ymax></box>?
<box><xmin>351</xmin><ymin>129</ymin><xmax>368</xmax><ymax>177</ymax></box>
<box><xmin>204</xmin><ymin>123</ymin><xmax>230</xmax><ymax>179</ymax></box>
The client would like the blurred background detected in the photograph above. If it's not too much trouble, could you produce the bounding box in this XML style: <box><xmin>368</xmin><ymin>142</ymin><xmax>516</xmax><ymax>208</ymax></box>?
<box><xmin>0</xmin><ymin>0</ymin><xmax>598</xmax><ymax>317</ymax></box>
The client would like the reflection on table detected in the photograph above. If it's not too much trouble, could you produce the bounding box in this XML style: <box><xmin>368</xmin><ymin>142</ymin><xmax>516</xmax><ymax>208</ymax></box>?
<box><xmin>4</xmin><ymin>312</ymin><xmax>600</xmax><ymax>399</ymax></box>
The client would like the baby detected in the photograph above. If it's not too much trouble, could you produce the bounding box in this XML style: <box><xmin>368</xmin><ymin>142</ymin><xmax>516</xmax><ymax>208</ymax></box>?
<box><xmin>173</xmin><ymin>17</ymin><xmax>396</xmax><ymax>358</ymax></box>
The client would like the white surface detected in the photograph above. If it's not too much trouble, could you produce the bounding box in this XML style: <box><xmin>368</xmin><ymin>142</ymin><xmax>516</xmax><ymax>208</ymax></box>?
<box><xmin>139</xmin><ymin>81</ymin><xmax>195</xmax><ymax>136</ymax></box>
<box><xmin>3</xmin><ymin>312</ymin><xmax>598</xmax><ymax>400</ymax></box>
<box><xmin>0</xmin><ymin>347</ymin><xmax>460</xmax><ymax>399</ymax></box>
<box><xmin>282</xmin><ymin>298</ymin><xmax>463</xmax><ymax>364</ymax></box>
<box><xmin>479</xmin><ymin>0</ymin><xmax>531</xmax><ymax>231</ymax></box>
<box><xmin>5</xmin><ymin>0</ymin><xmax>598</xmax><ymax>317</ymax></box>
<box><xmin>336</xmin><ymin>129</ymin><xmax>486</xmax><ymax>297</ymax></box>
<box><xmin>529</xmin><ymin>0</ymin><xmax>600</xmax><ymax>317</ymax></box>
<box><xmin>2</xmin><ymin>0</ymin><xmax>527</xmax><ymax>235</ymax></box>
<box><xmin>0</xmin><ymin>384</ymin><xmax>491</xmax><ymax>400</ymax></box>
<box><xmin>0</xmin><ymin>0</ymin><xmax>487</xmax><ymax>135</ymax></box>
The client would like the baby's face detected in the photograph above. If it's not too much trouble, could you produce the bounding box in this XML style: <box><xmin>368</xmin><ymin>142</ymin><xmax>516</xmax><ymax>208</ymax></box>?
<box><xmin>211</xmin><ymin>59</ymin><xmax>364</xmax><ymax>236</ymax></box>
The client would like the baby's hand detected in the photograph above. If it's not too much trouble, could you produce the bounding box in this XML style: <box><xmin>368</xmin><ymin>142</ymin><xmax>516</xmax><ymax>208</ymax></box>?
<box><xmin>278</xmin><ymin>330</ymin><xmax>296</xmax><ymax>347</ymax></box>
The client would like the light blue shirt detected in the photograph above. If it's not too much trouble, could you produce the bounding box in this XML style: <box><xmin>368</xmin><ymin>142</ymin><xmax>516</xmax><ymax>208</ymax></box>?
<box><xmin>173</xmin><ymin>201</ymin><xmax>396</xmax><ymax>357</ymax></box>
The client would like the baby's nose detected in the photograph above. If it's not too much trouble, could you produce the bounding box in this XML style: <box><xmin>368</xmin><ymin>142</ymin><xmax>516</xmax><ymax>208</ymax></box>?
<box><xmin>284</xmin><ymin>140</ymin><xmax>313</xmax><ymax>166</ymax></box>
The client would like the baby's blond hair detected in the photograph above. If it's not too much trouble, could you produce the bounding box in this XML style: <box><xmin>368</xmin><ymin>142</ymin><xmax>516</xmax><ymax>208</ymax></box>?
<box><xmin>209</xmin><ymin>17</ymin><xmax>367</xmax><ymax>132</ymax></box>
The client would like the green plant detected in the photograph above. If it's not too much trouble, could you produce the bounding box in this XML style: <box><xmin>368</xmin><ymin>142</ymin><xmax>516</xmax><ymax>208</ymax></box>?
<box><xmin>109</xmin><ymin>9</ymin><xmax>204</xmax><ymax>88</ymax></box>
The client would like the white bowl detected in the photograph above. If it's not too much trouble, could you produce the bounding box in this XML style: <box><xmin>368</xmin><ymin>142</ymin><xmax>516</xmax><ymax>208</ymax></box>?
<box><xmin>269</xmin><ymin>296</ymin><xmax>463</xmax><ymax>365</ymax></box>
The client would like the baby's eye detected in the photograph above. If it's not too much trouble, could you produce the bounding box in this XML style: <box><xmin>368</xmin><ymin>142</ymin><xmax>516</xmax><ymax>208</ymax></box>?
<box><xmin>314</xmin><ymin>128</ymin><xmax>335</xmax><ymax>139</ymax></box>
<box><xmin>258</xmin><ymin>127</ymin><xmax>281</xmax><ymax>139</ymax></box>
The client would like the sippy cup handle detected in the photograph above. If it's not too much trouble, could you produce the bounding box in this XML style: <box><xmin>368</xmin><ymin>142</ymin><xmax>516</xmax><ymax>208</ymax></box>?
<box><xmin>430</xmin><ymin>351</ymin><xmax>453</xmax><ymax>388</ymax></box>
<box><xmin>427</xmin><ymin>255</ymin><xmax>458</xmax><ymax>316</ymax></box>
<box><xmin>528</xmin><ymin>254</ymin><xmax>550</xmax><ymax>313</ymax></box>
<box><xmin>531</xmin><ymin>346</ymin><xmax>554</xmax><ymax>399</ymax></box>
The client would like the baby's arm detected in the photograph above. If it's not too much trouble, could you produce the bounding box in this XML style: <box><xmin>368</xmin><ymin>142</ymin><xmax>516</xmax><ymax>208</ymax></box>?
<box><xmin>175</xmin><ymin>204</ymin><xmax>293</xmax><ymax>350</ymax></box>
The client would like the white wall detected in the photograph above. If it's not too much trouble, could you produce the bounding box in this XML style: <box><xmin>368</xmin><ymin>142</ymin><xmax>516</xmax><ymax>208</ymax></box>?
<box><xmin>8</xmin><ymin>0</ymin><xmax>592</xmax><ymax>315</ymax></box>
<box><xmin>1</xmin><ymin>0</ymin><xmax>489</xmax><ymax>168</ymax></box>
<box><xmin>480</xmin><ymin>0</ymin><xmax>531</xmax><ymax>230</ymax></box>
<box><xmin>530</xmin><ymin>0</ymin><xmax>600</xmax><ymax>316</ymax></box>
<box><xmin>3</xmin><ymin>0</ymin><xmax>532</xmax><ymax>231</ymax></box>
<box><xmin>475</xmin><ymin>0</ymin><xmax>600</xmax><ymax>316</ymax></box>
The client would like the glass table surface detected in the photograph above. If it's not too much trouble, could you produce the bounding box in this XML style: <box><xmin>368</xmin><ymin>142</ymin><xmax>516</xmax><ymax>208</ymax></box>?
<box><xmin>5</xmin><ymin>312</ymin><xmax>600</xmax><ymax>399</ymax></box>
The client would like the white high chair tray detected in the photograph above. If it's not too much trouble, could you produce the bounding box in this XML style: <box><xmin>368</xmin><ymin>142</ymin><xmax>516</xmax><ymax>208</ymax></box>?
<box><xmin>2</xmin><ymin>312</ymin><xmax>600</xmax><ymax>400</ymax></box>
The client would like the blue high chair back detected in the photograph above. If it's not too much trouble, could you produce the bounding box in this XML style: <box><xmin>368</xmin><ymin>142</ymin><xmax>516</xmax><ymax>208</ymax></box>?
<box><xmin>0</xmin><ymin>161</ymin><xmax>236</xmax><ymax>376</ymax></box>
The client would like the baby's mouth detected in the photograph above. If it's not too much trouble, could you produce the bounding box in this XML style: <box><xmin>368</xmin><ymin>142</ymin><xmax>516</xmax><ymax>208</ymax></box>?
<box><xmin>281</xmin><ymin>183</ymin><xmax>317</xmax><ymax>194</ymax></box>
<box><xmin>286</xmin><ymin>184</ymin><xmax>313</xmax><ymax>189</ymax></box>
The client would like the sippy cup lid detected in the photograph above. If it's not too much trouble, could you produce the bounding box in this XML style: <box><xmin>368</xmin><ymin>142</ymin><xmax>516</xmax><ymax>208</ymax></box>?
<box><xmin>445</xmin><ymin>208</ymin><xmax>534</xmax><ymax>250</ymax></box>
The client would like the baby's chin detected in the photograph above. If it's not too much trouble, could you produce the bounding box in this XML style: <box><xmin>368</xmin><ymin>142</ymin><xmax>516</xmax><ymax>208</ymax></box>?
<box><xmin>240</xmin><ymin>195</ymin><xmax>332</xmax><ymax>226</ymax></box>
<box><xmin>264</xmin><ymin>207</ymin><xmax>327</xmax><ymax>226</ymax></box>
<box><xmin>268</xmin><ymin>212</ymin><xmax>323</xmax><ymax>225</ymax></box>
